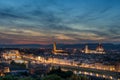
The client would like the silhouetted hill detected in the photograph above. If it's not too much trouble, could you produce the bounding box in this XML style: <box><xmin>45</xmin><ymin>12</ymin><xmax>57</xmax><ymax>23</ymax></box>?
<box><xmin>0</xmin><ymin>44</ymin><xmax>44</xmax><ymax>48</ymax></box>
<box><xmin>57</xmin><ymin>43</ymin><xmax>120</xmax><ymax>50</ymax></box>
<box><xmin>0</xmin><ymin>43</ymin><xmax>119</xmax><ymax>50</ymax></box>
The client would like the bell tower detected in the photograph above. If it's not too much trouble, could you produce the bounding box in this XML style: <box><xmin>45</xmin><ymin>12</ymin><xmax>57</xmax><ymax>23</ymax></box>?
<box><xmin>85</xmin><ymin>45</ymin><xmax>89</xmax><ymax>53</ymax></box>
<box><xmin>53</xmin><ymin>42</ymin><xmax>57</xmax><ymax>52</ymax></box>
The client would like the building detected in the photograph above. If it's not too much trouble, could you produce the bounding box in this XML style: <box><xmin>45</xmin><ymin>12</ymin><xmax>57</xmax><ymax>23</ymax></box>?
<box><xmin>3</xmin><ymin>67</ymin><xmax>10</xmax><ymax>73</ymax></box>
<box><xmin>82</xmin><ymin>43</ymin><xmax>105</xmax><ymax>54</ymax></box>
<box><xmin>52</xmin><ymin>42</ymin><xmax>68</xmax><ymax>55</ymax></box>
<box><xmin>115</xmin><ymin>63</ymin><xmax>120</xmax><ymax>72</ymax></box>
<box><xmin>2</xmin><ymin>50</ymin><xmax>21</xmax><ymax>60</ymax></box>
<box><xmin>0</xmin><ymin>66</ymin><xmax>10</xmax><ymax>76</ymax></box>
<box><xmin>0</xmin><ymin>66</ymin><xmax>4</xmax><ymax>76</ymax></box>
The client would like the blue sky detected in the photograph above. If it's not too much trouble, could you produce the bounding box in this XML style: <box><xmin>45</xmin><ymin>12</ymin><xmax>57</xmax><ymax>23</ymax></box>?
<box><xmin>0</xmin><ymin>0</ymin><xmax>120</xmax><ymax>44</ymax></box>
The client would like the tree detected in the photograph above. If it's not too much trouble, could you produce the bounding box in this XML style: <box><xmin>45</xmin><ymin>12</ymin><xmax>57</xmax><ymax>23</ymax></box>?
<box><xmin>48</xmin><ymin>68</ymin><xmax>73</xmax><ymax>79</ymax></box>
<box><xmin>0</xmin><ymin>77</ymin><xmax>3</xmax><ymax>80</ymax></box>
<box><xmin>18</xmin><ymin>77</ymin><xmax>35</xmax><ymax>80</ymax></box>
<box><xmin>42</xmin><ymin>74</ymin><xmax>63</xmax><ymax>80</ymax></box>
<box><xmin>71</xmin><ymin>74</ymin><xmax>80</xmax><ymax>80</ymax></box>
<box><xmin>2</xmin><ymin>75</ymin><xmax>13</xmax><ymax>80</ymax></box>
<box><xmin>70</xmin><ymin>74</ymin><xmax>90</xmax><ymax>80</ymax></box>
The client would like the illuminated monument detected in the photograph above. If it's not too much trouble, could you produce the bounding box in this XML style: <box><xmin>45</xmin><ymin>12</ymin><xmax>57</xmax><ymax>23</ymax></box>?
<box><xmin>52</xmin><ymin>42</ymin><xmax>68</xmax><ymax>55</ymax></box>
<box><xmin>82</xmin><ymin>43</ymin><xmax>105</xmax><ymax>54</ymax></box>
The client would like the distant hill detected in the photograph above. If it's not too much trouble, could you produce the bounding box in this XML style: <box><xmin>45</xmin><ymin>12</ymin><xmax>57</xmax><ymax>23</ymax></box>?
<box><xmin>0</xmin><ymin>44</ymin><xmax>44</xmax><ymax>48</ymax></box>
<box><xmin>0</xmin><ymin>43</ymin><xmax>120</xmax><ymax>50</ymax></box>
<box><xmin>57</xmin><ymin>43</ymin><xmax>120</xmax><ymax>50</ymax></box>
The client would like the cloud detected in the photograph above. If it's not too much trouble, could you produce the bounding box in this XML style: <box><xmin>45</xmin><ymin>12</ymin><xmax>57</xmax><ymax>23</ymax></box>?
<box><xmin>0</xmin><ymin>0</ymin><xmax>120</xmax><ymax>44</ymax></box>
<box><xmin>54</xmin><ymin>34</ymin><xmax>76</xmax><ymax>40</ymax></box>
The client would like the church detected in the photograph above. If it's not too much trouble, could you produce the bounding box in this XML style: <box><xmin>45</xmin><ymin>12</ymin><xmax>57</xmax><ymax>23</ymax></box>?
<box><xmin>52</xmin><ymin>42</ymin><xmax>68</xmax><ymax>55</ymax></box>
<box><xmin>82</xmin><ymin>43</ymin><xmax>106</xmax><ymax>54</ymax></box>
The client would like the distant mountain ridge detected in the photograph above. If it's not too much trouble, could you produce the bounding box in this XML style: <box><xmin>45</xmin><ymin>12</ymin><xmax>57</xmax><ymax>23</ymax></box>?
<box><xmin>0</xmin><ymin>43</ymin><xmax>120</xmax><ymax>50</ymax></box>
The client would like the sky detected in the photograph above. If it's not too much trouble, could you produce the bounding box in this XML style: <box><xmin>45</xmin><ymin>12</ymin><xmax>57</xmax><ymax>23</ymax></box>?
<box><xmin>0</xmin><ymin>0</ymin><xmax>120</xmax><ymax>44</ymax></box>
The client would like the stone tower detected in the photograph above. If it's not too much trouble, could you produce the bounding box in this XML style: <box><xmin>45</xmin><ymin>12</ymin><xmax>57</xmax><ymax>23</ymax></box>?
<box><xmin>53</xmin><ymin>42</ymin><xmax>57</xmax><ymax>52</ymax></box>
<box><xmin>85</xmin><ymin>45</ymin><xmax>89</xmax><ymax>53</ymax></box>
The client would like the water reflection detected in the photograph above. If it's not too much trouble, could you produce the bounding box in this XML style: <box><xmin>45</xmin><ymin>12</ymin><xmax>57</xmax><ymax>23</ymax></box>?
<box><xmin>74</xmin><ymin>71</ymin><xmax>119</xmax><ymax>80</ymax></box>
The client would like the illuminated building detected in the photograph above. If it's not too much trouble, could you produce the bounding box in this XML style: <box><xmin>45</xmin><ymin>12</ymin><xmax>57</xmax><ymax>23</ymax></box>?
<box><xmin>96</xmin><ymin>43</ymin><xmax>105</xmax><ymax>53</ymax></box>
<box><xmin>82</xmin><ymin>43</ymin><xmax>105</xmax><ymax>54</ymax></box>
<box><xmin>115</xmin><ymin>63</ymin><xmax>120</xmax><ymax>72</ymax></box>
<box><xmin>52</xmin><ymin>42</ymin><xmax>68</xmax><ymax>55</ymax></box>
<box><xmin>84</xmin><ymin>45</ymin><xmax>89</xmax><ymax>53</ymax></box>
<box><xmin>0</xmin><ymin>66</ymin><xmax>4</xmax><ymax>76</ymax></box>
<box><xmin>2</xmin><ymin>50</ymin><xmax>21</xmax><ymax>60</ymax></box>
<box><xmin>3</xmin><ymin>67</ymin><xmax>10</xmax><ymax>73</ymax></box>
<box><xmin>0</xmin><ymin>66</ymin><xmax>10</xmax><ymax>76</ymax></box>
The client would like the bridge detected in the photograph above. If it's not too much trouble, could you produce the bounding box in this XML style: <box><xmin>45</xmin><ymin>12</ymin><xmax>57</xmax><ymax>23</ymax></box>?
<box><xmin>51</xmin><ymin>63</ymin><xmax>120</xmax><ymax>80</ymax></box>
<box><xmin>18</xmin><ymin>55</ymin><xmax>120</xmax><ymax>80</ymax></box>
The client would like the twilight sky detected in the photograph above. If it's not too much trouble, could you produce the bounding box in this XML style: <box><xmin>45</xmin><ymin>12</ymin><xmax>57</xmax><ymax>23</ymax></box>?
<box><xmin>0</xmin><ymin>0</ymin><xmax>120</xmax><ymax>44</ymax></box>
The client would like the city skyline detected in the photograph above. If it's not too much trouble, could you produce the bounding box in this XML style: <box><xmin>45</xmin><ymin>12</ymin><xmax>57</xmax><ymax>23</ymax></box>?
<box><xmin>0</xmin><ymin>0</ymin><xmax>120</xmax><ymax>44</ymax></box>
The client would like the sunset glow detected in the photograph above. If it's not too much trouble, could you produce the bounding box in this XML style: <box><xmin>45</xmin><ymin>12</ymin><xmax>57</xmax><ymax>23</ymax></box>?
<box><xmin>0</xmin><ymin>0</ymin><xmax>120</xmax><ymax>44</ymax></box>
